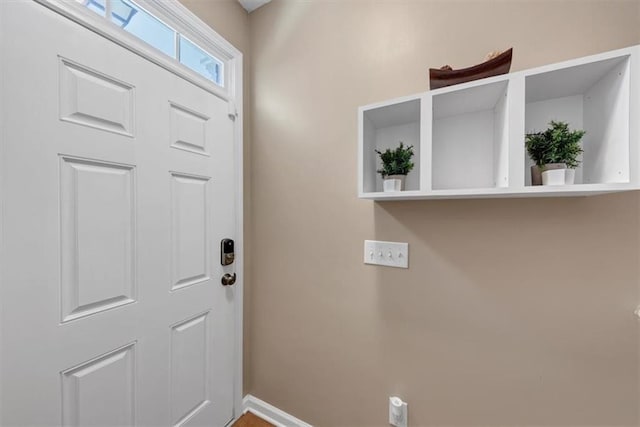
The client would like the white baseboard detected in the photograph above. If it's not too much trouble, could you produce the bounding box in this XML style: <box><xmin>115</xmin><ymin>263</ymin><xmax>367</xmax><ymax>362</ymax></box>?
<box><xmin>242</xmin><ymin>394</ymin><xmax>313</xmax><ymax>427</ymax></box>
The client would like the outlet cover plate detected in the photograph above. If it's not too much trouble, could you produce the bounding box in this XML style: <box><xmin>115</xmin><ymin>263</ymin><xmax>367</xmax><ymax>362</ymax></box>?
<box><xmin>389</xmin><ymin>396</ymin><xmax>408</xmax><ymax>427</ymax></box>
<box><xmin>364</xmin><ymin>240</ymin><xmax>409</xmax><ymax>268</ymax></box>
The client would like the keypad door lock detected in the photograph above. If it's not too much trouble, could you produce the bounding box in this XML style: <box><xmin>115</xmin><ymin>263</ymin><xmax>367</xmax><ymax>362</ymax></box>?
<box><xmin>221</xmin><ymin>239</ymin><xmax>235</xmax><ymax>266</ymax></box>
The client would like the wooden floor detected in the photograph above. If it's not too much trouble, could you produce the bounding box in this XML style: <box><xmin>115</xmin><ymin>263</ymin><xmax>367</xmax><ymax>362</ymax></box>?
<box><xmin>232</xmin><ymin>412</ymin><xmax>274</xmax><ymax>427</ymax></box>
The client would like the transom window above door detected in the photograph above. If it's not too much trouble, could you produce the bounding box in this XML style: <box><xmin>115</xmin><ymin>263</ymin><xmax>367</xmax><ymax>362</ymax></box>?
<box><xmin>77</xmin><ymin>0</ymin><xmax>224</xmax><ymax>87</ymax></box>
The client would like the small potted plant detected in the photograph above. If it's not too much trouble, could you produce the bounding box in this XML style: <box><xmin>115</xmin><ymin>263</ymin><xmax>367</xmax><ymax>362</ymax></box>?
<box><xmin>375</xmin><ymin>142</ymin><xmax>415</xmax><ymax>192</ymax></box>
<box><xmin>525</xmin><ymin>120</ymin><xmax>585</xmax><ymax>186</ymax></box>
<box><xmin>555</xmin><ymin>122</ymin><xmax>585</xmax><ymax>184</ymax></box>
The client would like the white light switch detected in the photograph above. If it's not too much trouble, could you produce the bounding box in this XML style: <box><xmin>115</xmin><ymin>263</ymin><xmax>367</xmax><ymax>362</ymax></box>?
<box><xmin>364</xmin><ymin>240</ymin><xmax>408</xmax><ymax>268</ymax></box>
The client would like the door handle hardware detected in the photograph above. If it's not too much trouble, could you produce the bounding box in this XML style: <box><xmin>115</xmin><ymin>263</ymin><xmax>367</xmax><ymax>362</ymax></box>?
<box><xmin>221</xmin><ymin>273</ymin><xmax>237</xmax><ymax>286</ymax></box>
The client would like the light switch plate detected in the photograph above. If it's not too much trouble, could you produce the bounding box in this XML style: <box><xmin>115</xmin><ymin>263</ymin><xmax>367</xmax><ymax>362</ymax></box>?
<box><xmin>364</xmin><ymin>240</ymin><xmax>408</xmax><ymax>268</ymax></box>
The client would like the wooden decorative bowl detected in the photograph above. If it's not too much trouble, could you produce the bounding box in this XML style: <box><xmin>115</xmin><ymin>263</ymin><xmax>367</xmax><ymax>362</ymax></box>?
<box><xmin>429</xmin><ymin>48</ymin><xmax>513</xmax><ymax>90</ymax></box>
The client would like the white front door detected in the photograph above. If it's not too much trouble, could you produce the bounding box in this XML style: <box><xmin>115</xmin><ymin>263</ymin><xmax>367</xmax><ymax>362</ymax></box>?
<box><xmin>1</xmin><ymin>2</ymin><xmax>239</xmax><ymax>426</ymax></box>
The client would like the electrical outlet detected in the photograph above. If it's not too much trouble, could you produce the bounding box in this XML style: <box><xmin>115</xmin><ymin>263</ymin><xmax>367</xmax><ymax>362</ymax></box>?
<box><xmin>389</xmin><ymin>396</ymin><xmax>407</xmax><ymax>427</ymax></box>
<box><xmin>364</xmin><ymin>240</ymin><xmax>409</xmax><ymax>268</ymax></box>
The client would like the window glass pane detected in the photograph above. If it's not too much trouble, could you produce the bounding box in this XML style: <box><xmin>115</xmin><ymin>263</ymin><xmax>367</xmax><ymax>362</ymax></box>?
<box><xmin>79</xmin><ymin>0</ymin><xmax>107</xmax><ymax>17</ymax></box>
<box><xmin>111</xmin><ymin>0</ymin><xmax>175</xmax><ymax>57</ymax></box>
<box><xmin>179</xmin><ymin>36</ymin><xmax>224</xmax><ymax>87</ymax></box>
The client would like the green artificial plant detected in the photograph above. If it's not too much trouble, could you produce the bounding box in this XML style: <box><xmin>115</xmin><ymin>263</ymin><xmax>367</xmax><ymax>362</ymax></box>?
<box><xmin>525</xmin><ymin>120</ymin><xmax>586</xmax><ymax>169</ymax></box>
<box><xmin>375</xmin><ymin>142</ymin><xmax>415</xmax><ymax>177</ymax></box>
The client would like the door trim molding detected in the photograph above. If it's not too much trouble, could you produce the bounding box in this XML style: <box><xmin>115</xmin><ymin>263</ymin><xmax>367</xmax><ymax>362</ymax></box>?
<box><xmin>241</xmin><ymin>395</ymin><xmax>313</xmax><ymax>427</ymax></box>
<box><xmin>0</xmin><ymin>2</ymin><xmax>5</xmax><ymax>421</ymax></box>
<box><xmin>2</xmin><ymin>0</ymin><xmax>244</xmax><ymax>421</ymax></box>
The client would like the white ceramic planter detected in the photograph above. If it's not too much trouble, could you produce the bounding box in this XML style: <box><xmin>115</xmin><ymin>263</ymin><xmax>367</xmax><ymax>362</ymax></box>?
<box><xmin>565</xmin><ymin>168</ymin><xmax>576</xmax><ymax>184</ymax></box>
<box><xmin>383</xmin><ymin>175</ymin><xmax>405</xmax><ymax>192</ymax></box>
<box><xmin>541</xmin><ymin>168</ymin><xmax>566</xmax><ymax>185</ymax></box>
<box><xmin>383</xmin><ymin>179</ymin><xmax>400</xmax><ymax>192</ymax></box>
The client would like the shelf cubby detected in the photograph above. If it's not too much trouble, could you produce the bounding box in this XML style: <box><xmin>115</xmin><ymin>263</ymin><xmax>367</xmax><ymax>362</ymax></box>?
<box><xmin>432</xmin><ymin>80</ymin><xmax>509</xmax><ymax>190</ymax></box>
<box><xmin>360</xmin><ymin>98</ymin><xmax>421</xmax><ymax>193</ymax></box>
<box><xmin>524</xmin><ymin>54</ymin><xmax>631</xmax><ymax>186</ymax></box>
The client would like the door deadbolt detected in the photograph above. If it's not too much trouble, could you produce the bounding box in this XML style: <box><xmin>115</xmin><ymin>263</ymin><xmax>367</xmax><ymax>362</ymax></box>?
<box><xmin>221</xmin><ymin>239</ymin><xmax>235</xmax><ymax>266</ymax></box>
<box><xmin>221</xmin><ymin>273</ymin><xmax>237</xmax><ymax>286</ymax></box>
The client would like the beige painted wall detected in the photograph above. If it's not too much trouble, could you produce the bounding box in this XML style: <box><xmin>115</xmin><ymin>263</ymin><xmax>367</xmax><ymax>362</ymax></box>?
<box><xmin>248</xmin><ymin>1</ymin><xmax>640</xmax><ymax>426</ymax></box>
<box><xmin>179</xmin><ymin>0</ymin><xmax>249</xmax><ymax>52</ymax></box>
<box><xmin>177</xmin><ymin>0</ymin><xmax>254</xmax><ymax>393</ymax></box>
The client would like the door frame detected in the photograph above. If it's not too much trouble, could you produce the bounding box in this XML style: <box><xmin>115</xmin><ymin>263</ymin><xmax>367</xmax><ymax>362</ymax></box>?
<box><xmin>0</xmin><ymin>0</ymin><xmax>244</xmax><ymax>422</ymax></box>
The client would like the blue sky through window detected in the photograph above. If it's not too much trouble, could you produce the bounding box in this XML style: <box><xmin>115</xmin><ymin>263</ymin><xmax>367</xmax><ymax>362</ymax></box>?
<box><xmin>113</xmin><ymin>0</ymin><xmax>175</xmax><ymax>57</ymax></box>
<box><xmin>84</xmin><ymin>0</ymin><xmax>106</xmax><ymax>16</ymax></box>
<box><xmin>179</xmin><ymin>36</ymin><xmax>223</xmax><ymax>86</ymax></box>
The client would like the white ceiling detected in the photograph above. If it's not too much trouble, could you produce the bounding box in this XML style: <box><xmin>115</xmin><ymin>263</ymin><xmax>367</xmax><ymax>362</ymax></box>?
<box><xmin>237</xmin><ymin>0</ymin><xmax>271</xmax><ymax>12</ymax></box>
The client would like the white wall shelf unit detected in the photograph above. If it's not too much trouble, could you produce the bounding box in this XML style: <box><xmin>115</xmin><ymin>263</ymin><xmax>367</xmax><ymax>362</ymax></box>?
<box><xmin>358</xmin><ymin>45</ymin><xmax>640</xmax><ymax>200</ymax></box>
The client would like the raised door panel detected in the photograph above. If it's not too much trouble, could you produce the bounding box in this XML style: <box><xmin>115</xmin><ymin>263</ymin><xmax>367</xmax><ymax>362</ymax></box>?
<box><xmin>59</xmin><ymin>57</ymin><xmax>135</xmax><ymax>137</ymax></box>
<box><xmin>60</xmin><ymin>156</ymin><xmax>136</xmax><ymax>322</ymax></box>
<box><xmin>170</xmin><ymin>102</ymin><xmax>209</xmax><ymax>156</ymax></box>
<box><xmin>61</xmin><ymin>343</ymin><xmax>136</xmax><ymax>427</ymax></box>
<box><xmin>170</xmin><ymin>312</ymin><xmax>210</xmax><ymax>427</ymax></box>
<box><xmin>170</xmin><ymin>172</ymin><xmax>210</xmax><ymax>291</ymax></box>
